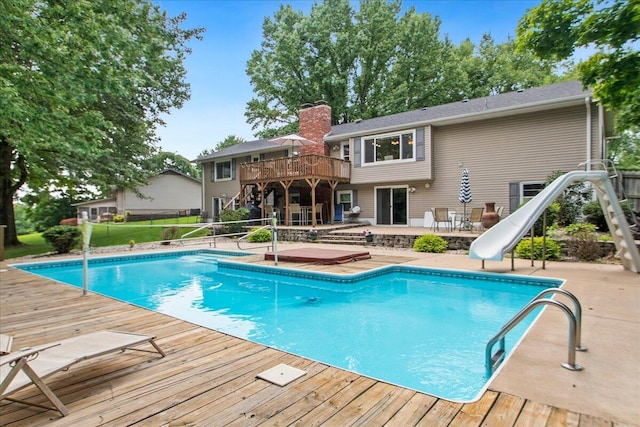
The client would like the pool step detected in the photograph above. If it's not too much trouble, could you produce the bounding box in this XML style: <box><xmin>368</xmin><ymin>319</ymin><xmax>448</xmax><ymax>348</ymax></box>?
<box><xmin>186</xmin><ymin>254</ymin><xmax>220</xmax><ymax>264</ymax></box>
<box><xmin>317</xmin><ymin>233</ymin><xmax>371</xmax><ymax>246</ymax></box>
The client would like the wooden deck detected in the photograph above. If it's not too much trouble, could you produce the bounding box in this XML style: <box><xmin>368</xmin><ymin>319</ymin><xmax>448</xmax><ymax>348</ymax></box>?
<box><xmin>0</xmin><ymin>265</ymin><xmax>619</xmax><ymax>426</ymax></box>
<box><xmin>239</xmin><ymin>155</ymin><xmax>350</xmax><ymax>185</ymax></box>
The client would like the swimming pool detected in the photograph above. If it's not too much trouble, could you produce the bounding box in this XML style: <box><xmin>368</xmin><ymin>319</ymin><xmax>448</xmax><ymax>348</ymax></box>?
<box><xmin>15</xmin><ymin>249</ymin><xmax>562</xmax><ymax>401</ymax></box>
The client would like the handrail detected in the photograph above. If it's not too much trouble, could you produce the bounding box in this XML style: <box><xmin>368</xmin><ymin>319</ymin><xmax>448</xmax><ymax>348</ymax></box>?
<box><xmin>179</xmin><ymin>218</ymin><xmax>271</xmax><ymax>248</ymax></box>
<box><xmin>224</xmin><ymin>191</ymin><xmax>241</xmax><ymax>210</ymax></box>
<box><xmin>181</xmin><ymin>223</ymin><xmax>214</xmax><ymax>240</ymax></box>
<box><xmin>578</xmin><ymin>159</ymin><xmax>618</xmax><ymax>176</ymax></box>
<box><xmin>236</xmin><ymin>224</ymin><xmax>274</xmax><ymax>251</ymax></box>
<box><xmin>485</xmin><ymin>290</ymin><xmax>584</xmax><ymax>377</ymax></box>
<box><xmin>534</xmin><ymin>288</ymin><xmax>586</xmax><ymax>351</ymax></box>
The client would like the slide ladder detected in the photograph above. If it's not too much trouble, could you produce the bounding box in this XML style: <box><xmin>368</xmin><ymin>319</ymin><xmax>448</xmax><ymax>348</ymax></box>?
<box><xmin>469</xmin><ymin>170</ymin><xmax>640</xmax><ymax>273</ymax></box>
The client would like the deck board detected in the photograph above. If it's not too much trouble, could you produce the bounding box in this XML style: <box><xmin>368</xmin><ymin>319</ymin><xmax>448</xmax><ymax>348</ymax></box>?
<box><xmin>0</xmin><ymin>265</ymin><xmax>623</xmax><ymax>426</ymax></box>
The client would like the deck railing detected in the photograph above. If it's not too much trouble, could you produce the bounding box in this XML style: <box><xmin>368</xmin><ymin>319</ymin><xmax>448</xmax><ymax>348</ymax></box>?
<box><xmin>239</xmin><ymin>154</ymin><xmax>351</xmax><ymax>184</ymax></box>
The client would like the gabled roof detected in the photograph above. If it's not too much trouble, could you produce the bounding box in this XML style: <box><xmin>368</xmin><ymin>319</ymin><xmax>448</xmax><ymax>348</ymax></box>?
<box><xmin>196</xmin><ymin>80</ymin><xmax>591</xmax><ymax>160</ymax></box>
<box><xmin>157</xmin><ymin>168</ymin><xmax>201</xmax><ymax>184</ymax></box>
<box><xmin>73</xmin><ymin>197</ymin><xmax>116</xmax><ymax>207</ymax></box>
<box><xmin>194</xmin><ymin>138</ymin><xmax>286</xmax><ymax>162</ymax></box>
<box><xmin>326</xmin><ymin>80</ymin><xmax>591</xmax><ymax>140</ymax></box>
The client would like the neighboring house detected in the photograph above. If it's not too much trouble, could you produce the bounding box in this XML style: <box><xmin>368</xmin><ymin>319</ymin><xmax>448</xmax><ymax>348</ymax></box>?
<box><xmin>196</xmin><ymin>81</ymin><xmax>616</xmax><ymax>227</ymax></box>
<box><xmin>74</xmin><ymin>169</ymin><xmax>202</xmax><ymax>221</ymax></box>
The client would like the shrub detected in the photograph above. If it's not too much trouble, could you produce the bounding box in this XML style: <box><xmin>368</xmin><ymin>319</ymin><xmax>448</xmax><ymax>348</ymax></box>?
<box><xmin>42</xmin><ymin>225</ymin><xmax>82</xmax><ymax>254</ymax></box>
<box><xmin>519</xmin><ymin>200</ymin><xmax>560</xmax><ymax>236</ymax></box>
<box><xmin>413</xmin><ymin>234</ymin><xmax>448</xmax><ymax>253</ymax></box>
<box><xmin>583</xmin><ymin>200</ymin><xmax>633</xmax><ymax>233</ymax></box>
<box><xmin>545</xmin><ymin>170</ymin><xmax>591</xmax><ymax>226</ymax></box>
<box><xmin>515</xmin><ymin>237</ymin><xmax>561</xmax><ymax>260</ymax></box>
<box><xmin>565</xmin><ymin>223</ymin><xmax>597</xmax><ymax>236</ymax></box>
<box><xmin>113</xmin><ymin>214</ymin><xmax>126</xmax><ymax>223</ymax></box>
<box><xmin>247</xmin><ymin>227</ymin><xmax>272</xmax><ymax>243</ymax></box>
<box><xmin>582</xmin><ymin>200</ymin><xmax>606</xmax><ymax>231</ymax></box>
<box><xmin>220</xmin><ymin>208</ymin><xmax>250</xmax><ymax>233</ymax></box>
<box><xmin>564</xmin><ymin>223</ymin><xmax>601</xmax><ymax>261</ymax></box>
<box><xmin>161</xmin><ymin>226</ymin><xmax>180</xmax><ymax>242</ymax></box>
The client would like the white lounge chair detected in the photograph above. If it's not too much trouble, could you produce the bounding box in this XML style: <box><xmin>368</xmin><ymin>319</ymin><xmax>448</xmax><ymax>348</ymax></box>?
<box><xmin>0</xmin><ymin>330</ymin><xmax>165</xmax><ymax>416</ymax></box>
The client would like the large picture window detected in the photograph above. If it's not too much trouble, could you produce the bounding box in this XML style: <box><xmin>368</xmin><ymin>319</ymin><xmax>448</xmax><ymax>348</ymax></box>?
<box><xmin>215</xmin><ymin>161</ymin><xmax>231</xmax><ymax>181</ymax></box>
<box><xmin>363</xmin><ymin>131</ymin><xmax>414</xmax><ymax>164</ymax></box>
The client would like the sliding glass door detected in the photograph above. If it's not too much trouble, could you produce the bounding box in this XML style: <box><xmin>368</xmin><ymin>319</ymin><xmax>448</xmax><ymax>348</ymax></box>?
<box><xmin>375</xmin><ymin>187</ymin><xmax>408</xmax><ymax>225</ymax></box>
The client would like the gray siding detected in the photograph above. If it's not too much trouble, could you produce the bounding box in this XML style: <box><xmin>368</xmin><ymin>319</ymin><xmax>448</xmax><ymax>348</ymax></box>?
<box><xmin>342</xmin><ymin>103</ymin><xmax>598</xmax><ymax>226</ymax></box>
<box><xmin>350</xmin><ymin>126</ymin><xmax>433</xmax><ymax>184</ymax></box>
<box><xmin>201</xmin><ymin>100</ymin><xmax>603</xmax><ymax>227</ymax></box>
<box><xmin>202</xmin><ymin>160</ymin><xmax>242</xmax><ymax>214</ymax></box>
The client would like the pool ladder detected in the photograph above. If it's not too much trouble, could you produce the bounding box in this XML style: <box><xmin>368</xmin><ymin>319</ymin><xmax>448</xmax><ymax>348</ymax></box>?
<box><xmin>485</xmin><ymin>288</ymin><xmax>587</xmax><ymax>377</ymax></box>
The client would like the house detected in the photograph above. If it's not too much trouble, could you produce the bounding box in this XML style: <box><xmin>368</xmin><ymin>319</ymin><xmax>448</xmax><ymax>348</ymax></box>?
<box><xmin>74</xmin><ymin>169</ymin><xmax>202</xmax><ymax>221</ymax></box>
<box><xmin>197</xmin><ymin>81</ymin><xmax>615</xmax><ymax>227</ymax></box>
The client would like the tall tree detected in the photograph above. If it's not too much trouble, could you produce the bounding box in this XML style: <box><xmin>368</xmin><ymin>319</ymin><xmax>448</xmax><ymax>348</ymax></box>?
<box><xmin>385</xmin><ymin>9</ymin><xmax>467</xmax><ymax>113</ymax></box>
<box><xmin>0</xmin><ymin>0</ymin><xmax>202</xmax><ymax>246</ymax></box>
<box><xmin>350</xmin><ymin>0</ymin><xmax>401</xmax><ymax>119</ymax></box>
<box><xmin>516</xmin><ymin>0</ymin><xmax>640</xmax><ymax>130</ymax></box>
<box><xmin>457</xmin><ymin>35</ymin><xmax>557</xmax><ymax>99</ymax></box>
<box><xmin>608</xmin><ymin>131</ymin><xmax>640</xmax><ymax>170</ymax></box>
<box><xmin>245</xmin><ymin>0</ymin><xmax>555</xmax><ymax>137</ymax></box>
<box><xmin>215</xmin><ymin>135</ymin><xmax>246</xmax><ymax>152</ymax></box>
<box><xmin>141</xmin><ymin>152</ymin><xmax>201</xmax><ymax>179</ymax></box>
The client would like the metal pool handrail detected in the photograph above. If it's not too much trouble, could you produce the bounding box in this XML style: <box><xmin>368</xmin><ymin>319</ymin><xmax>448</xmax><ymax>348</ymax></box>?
<box><xmin>485</xmin><ymin>288</ymin><xmax>585</xmax><ymax>377</ymax></box>
<box><xmin>236</xmin><ymin>224</ymin><xmax>274</xmax><ymax>252</ymax></box>
<box><xmin>180</xmin><ymin>218</ymin><xmax>272</xmax><ymax>248</ymax></box>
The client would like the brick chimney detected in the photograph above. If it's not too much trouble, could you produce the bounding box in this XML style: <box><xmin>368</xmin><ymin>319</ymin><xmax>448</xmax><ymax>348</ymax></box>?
<box><xmin>299</xmin><ymin>102</ymin><xmax>331</xmax><ymax>156</ymax></box>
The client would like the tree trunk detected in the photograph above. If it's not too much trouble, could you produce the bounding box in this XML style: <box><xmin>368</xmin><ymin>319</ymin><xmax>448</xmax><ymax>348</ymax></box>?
<box><xmin>0</xmin><ymin>137</ymin><xmax>25</xmax><ymax>247</ymax></box>
<box><xmin>0</xmin><ymin>192</ymin><xmax>19</xmax><ymax>247</ymax></box>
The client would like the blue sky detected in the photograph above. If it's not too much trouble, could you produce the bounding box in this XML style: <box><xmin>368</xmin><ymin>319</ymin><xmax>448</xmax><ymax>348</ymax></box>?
<box><xmin>154</xmin><ymin>0</ymin><xmax>540</xmax><ymax>159</ymax></box>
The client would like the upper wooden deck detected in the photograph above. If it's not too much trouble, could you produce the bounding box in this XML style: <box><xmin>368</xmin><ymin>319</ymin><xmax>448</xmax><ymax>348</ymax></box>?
<box><xmin>239</xmin><ymin>154</ymin><xmax>351</xmax><ymax>185</ymax></box>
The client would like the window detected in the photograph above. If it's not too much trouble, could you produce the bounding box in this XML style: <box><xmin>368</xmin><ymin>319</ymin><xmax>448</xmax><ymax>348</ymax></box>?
<box><xmin>337</xmin><ymin>190</ymin><xmax>353</xmax><ymax>211</ymax></box>
<box><xmin>363</xmin><ymin>131</ymin><xmax>414</xmax><ymax>164</ymax></box>
<box><xmin>215</xmin><ymin>160</ymin><xmax>231</xmax><ymax>181</ymax></box>
<box><xmin>521</xmin><ymin>182</ymin><xmax>544</xmax><ymax>203</ymax></box>
<box><xmin>341</xmin><ymin>143</ymin><xmax>350</xmax><ymax>162</ymax></box>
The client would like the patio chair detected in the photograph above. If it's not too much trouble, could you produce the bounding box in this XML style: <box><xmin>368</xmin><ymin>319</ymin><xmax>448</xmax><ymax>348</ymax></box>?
<box><xmin>289</xmin><ymin>203</ymin><xmax>303</xmax><ymax>225</ymax></box>
<box><xmin>431</xmin><ymin>208</ymin><xmax>452</xmax><ymax>232</ymax></box>
<box><xmin>0</xmin><ymin>334</ymin><xmax>12</xmax><ymax>355</ymax></box>
<box><xmin>334</xmin><ymin>204</ymin><xmax>344</xmax><ymax>223</ymax></box>
<box><xmin>0</xmin><ymin>330</ymin><xmax>165</xmax><ymax>416</ymax></box>
<box><xmin>264</xmin><ymin>205</ymin><xmax>281</xmax><ymax>223</ymax></box>
<box><xmin>314</xmin><ymin>203</ymin><xmax>324</xmax><ymax>224</ymax></box>
<box><xmin>469</xmin><ymin>207</ymin><xmax>484</xmax><ymax>232</ymax></box>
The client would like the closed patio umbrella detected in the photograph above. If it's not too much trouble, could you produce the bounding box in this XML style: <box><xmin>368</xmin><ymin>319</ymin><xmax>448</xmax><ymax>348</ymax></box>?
<box><xmin>459</xmin><ymin>168</ymin><xmax>472</xmax><ymax>230</ymax></box>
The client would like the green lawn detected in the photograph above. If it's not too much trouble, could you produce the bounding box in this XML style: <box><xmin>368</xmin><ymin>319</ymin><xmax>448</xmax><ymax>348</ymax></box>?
<box><xmin>4</xmin><ymin>216</ymin><xmax>210</xmax><ymax>260</ymax></box>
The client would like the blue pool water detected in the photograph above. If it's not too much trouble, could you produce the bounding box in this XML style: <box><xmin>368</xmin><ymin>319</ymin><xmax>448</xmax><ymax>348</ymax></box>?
<box><xmin>15</xmin><ymin>250</ymin><xmax>562</xmax><ymax>401</ymax></box>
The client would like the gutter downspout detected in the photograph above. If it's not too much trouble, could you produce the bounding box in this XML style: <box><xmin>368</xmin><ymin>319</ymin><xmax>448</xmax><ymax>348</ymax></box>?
<box><xmin>598</xmin><ymin>104</ymin><xmax>605</xmax><ymax>162</ymax></box>
<box><xmin>201</xmin><ymin>163</ymin><xmax>206</xmax><ymax>221</ymax></box>
<box><xmin>585</xmin><ymin>97</ymin><xmax>592</xmax><ymax>170</ymax></box>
